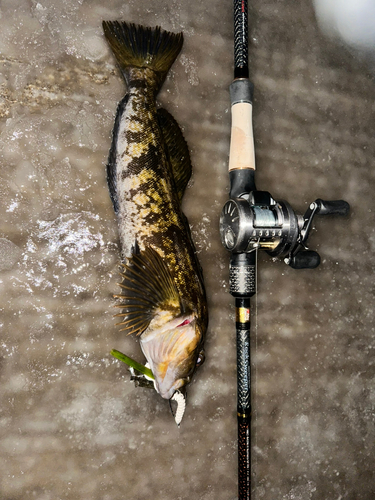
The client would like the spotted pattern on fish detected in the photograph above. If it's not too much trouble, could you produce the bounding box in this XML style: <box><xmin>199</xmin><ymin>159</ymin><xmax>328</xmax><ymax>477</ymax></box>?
<box><xmin>112</xmin><ymin>79</ymin><xmax>204</xmax><ymax>316</ymax></box>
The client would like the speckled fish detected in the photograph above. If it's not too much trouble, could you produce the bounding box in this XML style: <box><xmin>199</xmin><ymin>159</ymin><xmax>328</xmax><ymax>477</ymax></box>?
<box><xmin>102</xmin><ymin>21</ymin><xmax>208</xmax><ymax>423</ymax></box>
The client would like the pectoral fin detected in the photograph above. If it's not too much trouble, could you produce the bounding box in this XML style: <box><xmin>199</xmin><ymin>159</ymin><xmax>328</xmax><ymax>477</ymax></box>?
<box><xmin>114</xmin><ymin>246</ymin><xmax>181</xmax><ymax>336</ymax></box>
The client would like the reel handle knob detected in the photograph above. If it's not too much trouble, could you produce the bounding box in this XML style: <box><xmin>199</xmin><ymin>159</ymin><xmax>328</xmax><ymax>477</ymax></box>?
<box><xmin>315</xmin><ymin>199</ymin><xmax>350</xmax><ymax>216</ymax></box>
<box><xmin>289</xmin><ymin>250</ymin><xmax>321</xmax><ymax>270</ymax></box>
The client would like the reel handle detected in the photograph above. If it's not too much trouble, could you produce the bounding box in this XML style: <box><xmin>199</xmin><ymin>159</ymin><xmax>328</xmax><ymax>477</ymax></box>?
<box><xmin>315</xmin><ymin>199</ymin><xmax>350</xmax><ymax>216</ymax></box>
<box><xmin>289</xmin><ymin>250</ymin><xmax>321</xmax><ymax>270</ymax></box>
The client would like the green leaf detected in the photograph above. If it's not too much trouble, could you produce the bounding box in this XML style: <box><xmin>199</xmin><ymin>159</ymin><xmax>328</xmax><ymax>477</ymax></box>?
<box><xmin>110</xmin><ymin>349</ymin><xmax>155</xmax><ymax>380</ymax></box>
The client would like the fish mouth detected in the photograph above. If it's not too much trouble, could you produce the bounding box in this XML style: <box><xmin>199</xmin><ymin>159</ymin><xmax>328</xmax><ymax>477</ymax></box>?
<box><xmin>140</xmin><ymin>314</ymin><xmax>202</xmax><ymax>400</ymax></box>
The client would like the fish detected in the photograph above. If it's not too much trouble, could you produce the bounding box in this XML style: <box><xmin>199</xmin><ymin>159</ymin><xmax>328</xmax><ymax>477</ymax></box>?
<box><xmin>102</xmin><ymin>21</ymin><xmax>208</xmax><ymax>424</ymax></box>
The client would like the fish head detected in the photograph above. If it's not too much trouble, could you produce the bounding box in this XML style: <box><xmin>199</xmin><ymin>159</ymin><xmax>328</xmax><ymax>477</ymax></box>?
<box><xmin>140</xmin><ymin>313</ymin><xmax>204</xmax><ymax>400</ymax></box>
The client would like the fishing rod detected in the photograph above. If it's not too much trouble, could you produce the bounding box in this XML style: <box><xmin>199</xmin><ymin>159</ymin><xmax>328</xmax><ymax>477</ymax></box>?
<box><xmin>219</xmin><ymin>1</ymin><xmax>350</xmax><ymax>498</ymax></box>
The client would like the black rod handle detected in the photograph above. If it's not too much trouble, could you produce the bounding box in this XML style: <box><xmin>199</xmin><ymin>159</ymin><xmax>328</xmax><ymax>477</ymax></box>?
<box><xmin>235</xmin><ymin>297</ymin><xmax>251</xmax><ymax>500</ymax></box>
<box><xmin>230</xmin><ymin>253</ymin><xmax>256</xmax><ymax>298</ymax></box>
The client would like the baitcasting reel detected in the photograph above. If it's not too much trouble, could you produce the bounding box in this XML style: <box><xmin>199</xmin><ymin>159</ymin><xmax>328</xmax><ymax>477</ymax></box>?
<box><xmin>219</xmin><ymin>77</ymin><xmax>350</xmax><ymax>300</ymax></box>
<box><xmin>220</xmin><ymin>191</ymin><xmax>350</xmax><ymax>269</ymax></box>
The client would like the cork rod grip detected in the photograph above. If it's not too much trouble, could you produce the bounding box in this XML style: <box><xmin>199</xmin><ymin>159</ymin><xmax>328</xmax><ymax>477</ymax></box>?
<box><xmin>229</xmin><ymin>102</ymin><xmax>256</xmax><ymax>172</ymax></box>
<box><xmin>228</xmin><ymin>79</ymin><xmax>256</xmax><ymax>173</ymax></box>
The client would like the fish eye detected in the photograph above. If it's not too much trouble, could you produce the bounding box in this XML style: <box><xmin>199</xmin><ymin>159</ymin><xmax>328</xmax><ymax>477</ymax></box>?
<box><xmin>196</xmin><ymin>350</ymin><xmax>205</xmax><ymax>367</ymax></box>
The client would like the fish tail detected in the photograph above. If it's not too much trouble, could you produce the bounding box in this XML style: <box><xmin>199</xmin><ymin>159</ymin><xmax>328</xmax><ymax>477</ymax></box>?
<box><xmin>102</xmin><ymin>21</ymin><xmax>183</xmax><ymax>92</ymax></box>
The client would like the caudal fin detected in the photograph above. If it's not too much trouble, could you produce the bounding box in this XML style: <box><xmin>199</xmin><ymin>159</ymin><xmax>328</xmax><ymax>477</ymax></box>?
<box><xmin>102</xmin><ymin>21</ymin><xmax>183</xmax><ymax>92</ymax></box>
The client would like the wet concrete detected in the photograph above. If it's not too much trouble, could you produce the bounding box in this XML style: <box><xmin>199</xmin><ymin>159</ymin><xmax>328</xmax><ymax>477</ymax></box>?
<box><xmin>0</xmin><ymin>0</ymin><xmax>374</xmax><ymax>499</ymax></box>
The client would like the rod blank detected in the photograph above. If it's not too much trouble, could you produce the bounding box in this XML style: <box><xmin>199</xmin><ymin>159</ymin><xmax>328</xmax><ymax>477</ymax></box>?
<box><xmin>234</xmin><ymin>0</ymin><xmax>249</xmax><ymax>78</ymax></box>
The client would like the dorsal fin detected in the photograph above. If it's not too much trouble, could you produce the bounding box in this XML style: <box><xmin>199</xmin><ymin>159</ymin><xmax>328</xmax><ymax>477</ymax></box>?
<box><xmin>114</xmin><ymin>246</ymin><xmax>181</xmax><ymax>336</ymax></box>
<box><xmin>157</xmin><ymin>108</ymin><xmax>192</xmax><ymax>203</ymax></box>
